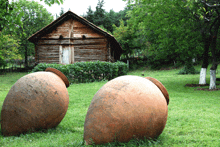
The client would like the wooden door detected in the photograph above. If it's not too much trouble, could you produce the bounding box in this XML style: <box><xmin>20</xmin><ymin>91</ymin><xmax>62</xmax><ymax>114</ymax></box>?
<box><xmin>59</xmin><ymin>46</ymin><xmax>72</xmax><ymax>64</ymax></box>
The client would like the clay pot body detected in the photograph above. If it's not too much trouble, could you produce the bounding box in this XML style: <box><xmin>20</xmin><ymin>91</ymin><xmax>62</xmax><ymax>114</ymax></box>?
<box><xmin>1</xmin><ymin>68</ymin><xmax>69</xmax><ymax>136</ymax></box>
<box><xmin>84</xmin><ymin>75</ymin><xmax>168</xmax><ymax>145</ymax></box>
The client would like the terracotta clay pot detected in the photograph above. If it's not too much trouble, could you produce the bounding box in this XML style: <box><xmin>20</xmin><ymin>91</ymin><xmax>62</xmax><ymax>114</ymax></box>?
<box><xmin>84</xmin><ymin>75</ymin><xmax>169</xmax><ymax>145</ymax></box>
<box><xmin>1</xmin><ymin>68</ymin><xmax>69</xmax><ymax>136</ymax></box>
<box><xmin>145</xmin><ymin>77</ymin><xmax>169</xmax><ymax>105</ymax></box>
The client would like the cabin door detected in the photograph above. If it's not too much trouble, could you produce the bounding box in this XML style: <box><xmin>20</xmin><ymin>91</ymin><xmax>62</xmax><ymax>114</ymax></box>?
<box><xmin>59</xmin><ymin>45</ymin><xmax>74</xmax><ymax>64</ymax></box>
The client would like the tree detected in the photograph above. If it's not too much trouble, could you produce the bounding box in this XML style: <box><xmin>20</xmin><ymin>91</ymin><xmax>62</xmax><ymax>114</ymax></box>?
<box><xmin>59</xmin><ymin>7</ymin><xmax>65</xmax><ymax>16</ymax></box>
<box><xmin>199</xmin><ymin>4</ymin><xmax>212</xmax><ymax>85</ymax></box>
<box><xmin>83</xmin><ymin>0</ymin><xmax>130</xmax><ymax>33</ymax></box>
<box><xmin>113</xmin><ymin>20</ymin><xmax>136</xmax><ymax>58</ymax></box>
<box><xmin>0</xmin><ymin>0</ymin><xmax>63</xmax><ymax>32</ymax></box>
<box><xmin>187</xmin><ymin>0</ymin><xmax>220</xmax><ymax>88</ymax></box>
<box><xmin>56</xmin><ymin>7</ymin><xmax>65</xmax><ymax>19</ymax></box>
<box><xmin>201</xmin><ymin>1</ymin><xmax>220</xmax><ymax>89</ymax></box>
<box><xmin>124</xmin><ymin>0</ymin><xmax>220</xmax><ymax>89</ymax></box>
<box><xmin>0</xmin><ymin>0</ymin><xmax>19</xmax><ymax>32</ymax></box>
<box><xmin>84</xmin><ymin>6</ymin><xmax>94</xmax><ymax>23</ymax></box>
<box><xmin>0</xmin><ymin>33</ymin><xmax>22</xmax><ymax>68</ymax></box>
<box><xmin>126</xmin><ymin>0</ymin><xmax>203</xmax><ymax>69</ymax></box>
<box><xmin>105</xmin><ymin>8</ymin><xmax>130</xmax><ymax>32</ymax></box>
<box><xmin>83</xmin><ymin>0</ymin><xmax>109</xmax><ymax>31</ymax></box>
<box><xmin>181</xmin><ymin>0</ymin><xmax>220</xmax><ymax>86</ymax></box>
<box><xmin>5</xmin><ymin>0</ymin><xmax>54</xmax><ymax>68</ymax></box>
<box><xmin>0</xmin><ymin>34</ymin><xmax>21</xmax><ymax>60</ymax></box>
<box><xmin>0</xmin><ymin>0</ymin><xmax>63</xmax><ymax>67</ymax></box>
<box><xmin>93</xmin><ymin>0</ymin><xmax>105</xmax><ymax>26</ymax></box>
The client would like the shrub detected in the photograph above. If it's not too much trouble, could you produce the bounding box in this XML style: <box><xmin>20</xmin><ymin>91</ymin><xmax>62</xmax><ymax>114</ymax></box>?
<box><xmin>178</xmin><ymin>65</ymin><xmax>199</xmax><ymax>74</ymax></box>
<box><xmin>0</xmin><ymin>57</ymin><xmax>7</xmax><ymax>68</ymax></box>
<box><xmin>147</xmin><ymin>55</ymin><xmax>176</xmax><ymax>70</ymax></box>
<box><xmin>31</xmin><ymin>61</ymin><xmax>128</xmax><ymax>84</ymax></box>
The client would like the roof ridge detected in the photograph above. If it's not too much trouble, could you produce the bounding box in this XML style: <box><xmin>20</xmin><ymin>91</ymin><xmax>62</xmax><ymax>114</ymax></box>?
<box><xmin>28</xmin><ymin>11</ymin><xmax>114</xmax><ymax>41</ymax></box>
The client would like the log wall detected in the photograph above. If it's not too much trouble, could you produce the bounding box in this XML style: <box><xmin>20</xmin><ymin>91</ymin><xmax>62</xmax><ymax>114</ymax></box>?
<box><xmin>36</xmin><ymin>18</ymin><xmax>110</xmax><ymax>64</ymax></box>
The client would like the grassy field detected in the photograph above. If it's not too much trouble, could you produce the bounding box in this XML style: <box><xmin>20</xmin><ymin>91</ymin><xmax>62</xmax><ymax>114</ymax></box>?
<box><xmin>0</xmin><ymin>66</ymin><xmax>220</xmax><ymax>146</ymax></box>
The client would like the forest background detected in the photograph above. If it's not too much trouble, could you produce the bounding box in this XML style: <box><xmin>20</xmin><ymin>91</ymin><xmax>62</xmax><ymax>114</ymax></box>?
<box><xmin>1</xmin><ymin>0</ymin><xmax>220</xmax><ymax>89</ymax></box>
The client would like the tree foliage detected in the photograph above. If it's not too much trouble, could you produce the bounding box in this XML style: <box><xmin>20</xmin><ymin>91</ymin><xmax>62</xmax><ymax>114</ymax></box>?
<box><xmin>2</xmin><ymin>0</ymin><xmax>54</xmax><ymax>67</ymax></box>
<box><xmin>122</xmin><ymin>0</ymin><xmax>207</xmax><ymax>70</ymax></box>
<box><xmin>19</xmin><ymin>0</ymin><xmax>53</xmax><ymax>67</ymax></box>
<box><xmin>113</xmin><ymin>20</ymin><xmax>139</xmax><ymax>58</ymax></box>
<box><xmin>42</xmin><ymin>0</ymin><xmax>63</xmax><ymax>6</ymax></box>
<box><xmin>121</xmin><ymin>0</ymin><xmax>220</xmax><ymax>88</ymax></box>
<box><xmin>0</xmin><ymin>33</ymin><xmax>21</xmax><ymax>68</ymax></box>
<box><xmin>0</xmin><ymin>0</ymin><xmax>63</xmax><ymax>67</ymax></box>
<box><xmin>83</xmin><ymin>0</ymin><xmax>129</xmax><ymax>33</ymax></box>
<box><xmin>0</xmin><ymin>0</ymin><xmax>63</xmax><ymax>32</ymax></box>
<box><xmin>59</xmin><ymin>7</ymin><xmax>65</xmax><ymax>16</ymax></box>
<box><xmin>0</xmin><ymin>34</ymin><xmax>21</xmax><ymax>60</ymax></box>
<box><xmin>55</xmin><ymin>7</ymin><xmax>65</xmax><ymax>19</ymax></box>
<box><xmin>93</xmin><ymin>0</ymin><xmax>105</xmax><ymax>26</ymax></box>
<box><xmin>0</xmin><ymin>0</ymin><xmax>20</xmax><ymax>32</ymax></box>
<box><xmin>84</xmin><ymin>0</ymin><xmax>111</xmax><ymax>31</ymax></box>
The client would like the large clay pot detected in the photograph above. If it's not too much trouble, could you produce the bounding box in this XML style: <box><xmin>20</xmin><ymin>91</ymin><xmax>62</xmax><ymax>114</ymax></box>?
<box><xmin>1</xmin><ymin>68</ymin><xmax>69</xmax><ymax>136</ymax></box>
<box><xmin>84</xmin><ymin>75</ymin><xmax>168</xmax><ymax>145</ymax></box>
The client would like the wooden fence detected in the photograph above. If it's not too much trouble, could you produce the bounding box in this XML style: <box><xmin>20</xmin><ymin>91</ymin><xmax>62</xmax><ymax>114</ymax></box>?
<box><xmin>0</xmin><ymin>58</ymin><xmax>35</xmax><ymax>73</ymax></box>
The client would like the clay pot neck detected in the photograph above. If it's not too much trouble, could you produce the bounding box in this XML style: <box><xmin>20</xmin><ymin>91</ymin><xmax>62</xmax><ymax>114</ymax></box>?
<box><xmin>45</xmin><ymin>68</ymin><xmax>70</xmax><ymax>88</ymax></box>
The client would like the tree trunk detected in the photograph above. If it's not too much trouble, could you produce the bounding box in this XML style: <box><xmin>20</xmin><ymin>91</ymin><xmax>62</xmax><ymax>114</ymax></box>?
<box><xmin>199</xmin><ymin>68</ymin><xmax>207</xmax><ymax>84</ymax></box>
<box><xmin>199</xmin><ymin>35</ymin><xmax>211</xmax><ymax>84</ymax></box>
<box><xmin>126</xmin><ymin>54</ymin><xmax>129</xmax><ymax>59</ymax></box>
<box><xmin>210</xmin><ymin>69</ymin><xmax>216</xmax><ymax>89</ymax></box>
<box><xmin>25</xmin><ymin>46</ymin><xmax>28</xmax><ymax>68</ymax></box>
<box><xmin>209</xmin><ymin>20</ymin><xmax>220</xmax><ymax>89</ymax></box>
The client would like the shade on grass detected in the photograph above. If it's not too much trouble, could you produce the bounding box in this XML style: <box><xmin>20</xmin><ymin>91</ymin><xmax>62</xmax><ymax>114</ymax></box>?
<box><xmin>0</xmin><ymin>66</ymin><xmax>220</xmax><ymax>146</ymax></box>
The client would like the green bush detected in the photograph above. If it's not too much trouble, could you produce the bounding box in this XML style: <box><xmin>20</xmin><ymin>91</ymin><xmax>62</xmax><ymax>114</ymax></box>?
<box><xmin>31</xmin><ymin>61</ymin><xmax>128</xmax><ymax>84</ymax></box>
<box><xmin>178</xmin><ymin>65</ymin><xmax>199</xmax><ymax>74</ymax></box>
<box><xmin>147</xmin><ymin>55</ymin><xmax>176</xmax><ymax>70</ymax></box>
<box><xmin>0</xmin><ymin>57</ymin><xmax>7</xmax><ymax>68</ymax></box>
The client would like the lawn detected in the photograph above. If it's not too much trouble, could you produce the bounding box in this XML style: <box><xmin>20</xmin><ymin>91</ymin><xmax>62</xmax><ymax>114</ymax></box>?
<box><xmin>0</xmin><ymin>66</ymin><xmax>220</xmax><ymax>147</ymax></box>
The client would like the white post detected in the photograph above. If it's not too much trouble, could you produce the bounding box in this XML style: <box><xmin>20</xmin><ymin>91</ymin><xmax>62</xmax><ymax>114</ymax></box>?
<box><xmin>199</xmin><ymin>68</ymin><xmax>207</xmax><ymax>84</ymax></box>
<box><xmin>209</xmin><ymin>69</ymin><xmax>216</xmax><ymax>89</ymax></box>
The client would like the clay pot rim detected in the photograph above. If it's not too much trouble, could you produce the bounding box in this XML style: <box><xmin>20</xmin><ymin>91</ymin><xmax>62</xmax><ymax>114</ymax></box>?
<box><xmin>45</xmin><ymin>67</ymin><xmax>69</xmax><ymax>88</ymax></box>
<box><xmin>145</xmin><ymin>77</ymin><xmax>169</xmax><ymax>105</ymax></box>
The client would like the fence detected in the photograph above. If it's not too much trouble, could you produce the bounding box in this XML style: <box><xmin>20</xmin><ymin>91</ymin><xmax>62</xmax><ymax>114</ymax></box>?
<box><xmin>0</xmin><ymin>57</ymin><xmax>35</xmax><ymax>73</ymax></box>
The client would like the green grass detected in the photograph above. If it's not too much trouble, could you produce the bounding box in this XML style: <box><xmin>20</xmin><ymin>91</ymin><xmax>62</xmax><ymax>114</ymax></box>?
<box><xmin>0</xmin><ymin>66</ymin><xmax>220</xmax><ymax>146</ymax></box>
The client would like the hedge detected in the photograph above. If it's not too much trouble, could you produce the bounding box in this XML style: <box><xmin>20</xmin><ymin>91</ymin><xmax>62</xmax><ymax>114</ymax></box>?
<box><xmin>31</xmin><ymin>61</ymin><xmax>128</xmax><ymax>84</ymax></box>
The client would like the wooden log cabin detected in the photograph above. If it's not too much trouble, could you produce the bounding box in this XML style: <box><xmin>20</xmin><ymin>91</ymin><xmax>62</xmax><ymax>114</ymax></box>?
<box><xmin>28</xmin><ymin>11</ymin><xmax>122</xmax><ymax>64</ymax></box>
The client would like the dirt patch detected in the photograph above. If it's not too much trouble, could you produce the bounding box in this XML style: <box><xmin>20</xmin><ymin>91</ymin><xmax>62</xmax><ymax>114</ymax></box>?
<box><xmin>196</xmin><ymin>88</ymin><xmax>220</xmax><ymax>91</ymax></box>
<box><xmin>185</xmin><ymin>84</ymin><xmax>209</xmax><ymax>87</ymax></box>
<box><xmin>185</xmin><ymin>84</ymin><xmax>220</xmax><ymax>91</ymax></box>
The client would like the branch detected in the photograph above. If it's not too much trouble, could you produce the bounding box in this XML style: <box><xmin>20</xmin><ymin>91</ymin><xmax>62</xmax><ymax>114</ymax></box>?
<box><xmin>209</xmin><ymin>15</ymin><xmax>220</xmax><ymax>35</ymax></box>
<box><xmin>202</xmin><ymin>0</ymin><xmax>220</xmax><ymax>8</ymax></box>
<box><xmin>204</xmin><ymin>16</ymin><xmax>211</xmax><ymax>22</ymax></box>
